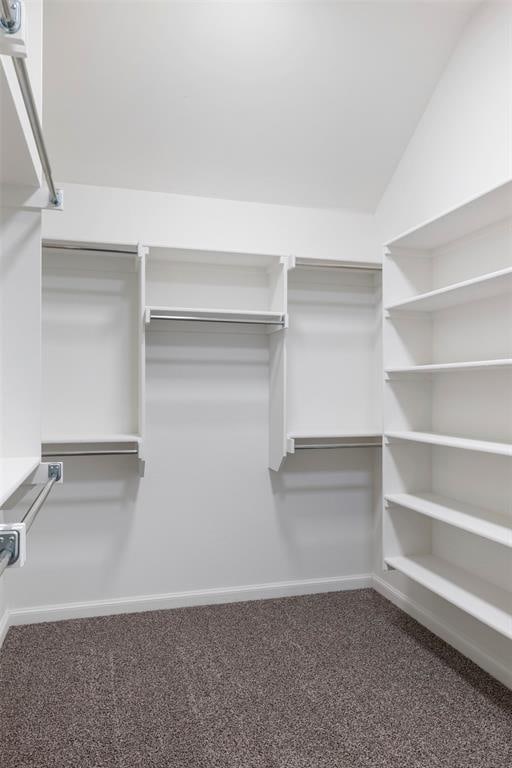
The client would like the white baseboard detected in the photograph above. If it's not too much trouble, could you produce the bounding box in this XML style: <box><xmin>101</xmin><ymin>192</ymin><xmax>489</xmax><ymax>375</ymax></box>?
<box><xmin>372</xmin><ymin>575</ymin><xmax>512</xmax><ymax>690</ymax></box>
<box><xmin>5</xmin><ymin>573</ymin><xmax>372</xmax><ymax>631</ymax></box>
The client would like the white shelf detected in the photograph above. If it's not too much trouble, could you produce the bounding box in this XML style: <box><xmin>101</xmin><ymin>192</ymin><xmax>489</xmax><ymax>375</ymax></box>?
<box><xmin>146</xmin><ymin>306</ymin><xmax>286</xmax><ymax>327</ymax></box>
<box><xmin>288</xmin><ymin>432</ymin><xmax>381</xmax><ymax>451</ymax></box>
<box><xmin>385</xmin><ymin>554</ymin><xmax>512</xmax><ymax>640</ymax></box>
<box><xmin>388</xmin><ymin>180</ymin><xmax>512</xmax><ymax>251</ymax></box>
<box><xmin>386</xmin><ymin>267</ymin><xmax>512</xmax><ymax>313</ymax></box>
<box><xmin>0</xmin><ymin>457</ymin><xmax>40</xmax><ymax>507</ymax></box>
<box><xmin>42</xmin><ymin>434</ymin><xmax>141</xmax><ymax>445</ymax></box>
<box><xmin>386</xmin><ymin>359</ymin><xmax>512</xmax><ymax>376</ymax></box>
<box><xmin>386</xmin><ymin>431</ymin><xmax>512</xmax><ymax>456</ymax></box>
<box><xmin>386</xmin><ymin>493</ymin><xmax>512</xmax><ymax>548</ymax></box>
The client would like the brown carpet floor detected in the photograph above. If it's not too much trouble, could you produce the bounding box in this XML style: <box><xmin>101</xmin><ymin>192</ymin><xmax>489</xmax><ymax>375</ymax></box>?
<box><xmin>0</xmin><ymin>589</ymin><xmax>511</xmax><ymax>767</ymax></box>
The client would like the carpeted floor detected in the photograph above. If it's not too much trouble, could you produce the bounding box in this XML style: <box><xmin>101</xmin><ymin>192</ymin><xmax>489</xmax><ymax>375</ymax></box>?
<box><xmin>0</xmin><ymin>589</ymin><xmax>511</xmax><ymax>768</ymax></box>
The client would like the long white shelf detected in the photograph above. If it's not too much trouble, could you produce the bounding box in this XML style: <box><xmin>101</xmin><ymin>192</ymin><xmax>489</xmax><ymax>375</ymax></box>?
<box><xmin>386</xmin><ymin>492</ymin><xmax>512</xmax><ymax>548</ymax></box>
<box><xmin>387</xmin><ymin>180</ymin><xmax>512</xmax><ymax>251</ymax></box>
<box><xmin>386</xmin><ymin>267</ymin><xmax>512</xmax><ymax>313</ymax></box>
<box><xmin>0</xmin><ymin>456</ymin><xmax>40</xmax><ymax>507</ymax></box>
<box><xmin>385</xmin><ymin>554</ymin><xmax>512</xmax><ymax>640</ymax></box>
<box><xmin>385</xmin><ymin>431</ymin><xmax>512</xmax><ymax>456</ymax></box>
<box><xmin>145</xmin><ymin>306</ymin><xmax>285</xmax><ymax>327</ymax></box>
<box><xmin>42</xmin><ymin>434</ymin><xmax>141</xmax><ymax>445</ymax></box>
<box><xmin>386</xmin><ymin>359</ymin><xmax>512</xmax><ymax>376</ymax></box>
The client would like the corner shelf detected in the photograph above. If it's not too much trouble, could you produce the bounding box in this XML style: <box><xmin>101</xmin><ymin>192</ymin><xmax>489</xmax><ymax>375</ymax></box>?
<box><xmin>386</xmin><ymin>493</ymin><xmax>512</xmax><ymax>548</ymax></box>
<box><xmin>386</xmin><ymin>267</ymin><xmax>512</xmax><ymax>313</ymax></box>
<box><xmin>145</xmin><ymin>306</ymin><xmax>286</xmax><ymax>328</ymax></box>
<box><xmin>288</xmin><ymin>432</ymin><xmax>381</xmax><ymax>452</ymax></box>
<box><xmin>386</xmin><ymin>431</ymin><xmax>512</xmax><ymax>456</ymax></box>
<box><xmin>0</xmin><ymin>457</ymin><xmax>40</xmax><ymax>507</ymax></box>
<box><xmin>385</xmin><ymin>554</ymin><xmax>512</xmax><ymax>640</ymax></box>
<box><xmin>386</xmin><ymin>359</ymin><xmax>512</xmax><ymax>376</ymax></box>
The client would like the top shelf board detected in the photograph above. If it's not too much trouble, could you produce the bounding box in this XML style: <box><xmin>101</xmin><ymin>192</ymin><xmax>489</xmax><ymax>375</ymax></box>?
<box><xmin>386</xmin><ymin>267</ymin><xmax>512</xmax><ymax>313</ymax></box>
<box><xmin>148</xmin><ymin>246</ymin><xmax>285</xmax><ymax>269</ymax></box>
<box><xmin>387</xmin><ymin>179</ymin><xmax>512</xmax><ymax>251</ymax></box>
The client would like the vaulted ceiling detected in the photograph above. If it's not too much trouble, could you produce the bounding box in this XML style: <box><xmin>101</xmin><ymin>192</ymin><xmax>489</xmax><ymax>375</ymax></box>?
<box><xmin>43</xmin><ymin>1</ymin><xmax>477</xmax><ymax>211</ymax></box>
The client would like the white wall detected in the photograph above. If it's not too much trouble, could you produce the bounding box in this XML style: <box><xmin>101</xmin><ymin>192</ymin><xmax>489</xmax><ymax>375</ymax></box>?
<box><xmin>376</xmin><ymin>0</ymin><xmax>512</xmax><ymax>244</ymax></box>
<box><xmin>43</xmin><ymin>183</ymin><xmax>380</xmax><ymax>263</ymax></box>
<box><xmin>374</xmin><ymin>0</ymin><xmax>512</xmax><ymax>687</ymax></box>
<box><xmin>3</xmin><ymin>185</ymin><xmax>380</xmax><ymax>622</ymax></box>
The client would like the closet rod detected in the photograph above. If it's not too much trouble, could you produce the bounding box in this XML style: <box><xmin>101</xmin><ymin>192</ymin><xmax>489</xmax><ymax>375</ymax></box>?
<box><xmin>0</xmin><ymin>464</ymin><xmax>61</xmax><ymax>578</ymax></box>
<box><xmin>150</xmin><ymin>314</ymin><xmax>285</xmax><ymax>326</ymax></box>
<box><xmin>1</xmin><ymin>0</ymin><xmax>61</xmax><ymax>208</ymax></box>
<box><xmin>42</xmin><ymin>450</ymin><xmax>138</xmax><ymax>457</ymax></box>
<box><xmin>296</xmin><ymin>258</ymin><xmax>382</xmax><ymax>272</ymax></box>
<box><xmin>43</xmin><ymin>242</ymin><xmax>137</xmax><ymax>256</ymax></box>
<box><xmin>295</xmin><ymin>443</ymin><xmax>381</xmax><ymax>449</ymax></box>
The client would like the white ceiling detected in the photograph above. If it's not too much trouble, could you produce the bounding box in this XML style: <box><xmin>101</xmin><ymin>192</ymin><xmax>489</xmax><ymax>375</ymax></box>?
<box><xmin>43</xmin><ymin>1</ymin><xmax>476</xmax><ymax>212</ymax></box>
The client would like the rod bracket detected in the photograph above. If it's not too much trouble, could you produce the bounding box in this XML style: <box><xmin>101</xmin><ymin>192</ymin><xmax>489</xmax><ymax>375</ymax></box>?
<box><xmin>48</xmin><ymin>188</ymin><xmax>64</xmax><ymax>211</ymax></box>
<box><xmin>28</xmin><ymin>461</ymin><xmax>64</xmax><ymax>485</ymax></box>
<box><xmin>0</xmin><ymin>0</ymin><xmax>26</xmax><ymax>58</ymax></box>
<box><xmin>0</xmin><ymin>523</ymin><xmax>26</xmax><ymax>568</ymax></box>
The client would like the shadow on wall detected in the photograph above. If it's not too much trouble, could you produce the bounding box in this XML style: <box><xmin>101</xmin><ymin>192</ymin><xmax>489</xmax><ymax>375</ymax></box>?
<box><xmin>270</xmin><ymin>448</ymin><xmax>378</xmax><ymax>576</ymax></box>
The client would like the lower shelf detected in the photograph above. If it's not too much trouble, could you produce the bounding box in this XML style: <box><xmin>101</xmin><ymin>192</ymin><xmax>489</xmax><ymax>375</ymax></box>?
<box><xmin>42</xmin><ymin>435</ymin><xmax>141</xmax><ymax>457</ymax></box>
<box><xmin>288</xmin><ymin>433</ymin><xmax>382</xmax><ymax>452</ymax></box>
<box><xmin>385</xmin><ymin>554</ymin><xmax>512</xmax><ymax>640</ymax></box>
<box><xmin>386</xmin><ymin>492</ymin><xmax>512</xmax><ymax>548</ymax></box>
<box><xmin>0</xmin><ymin>456</ymin><xmax>40</xmax><ymax>507</ymax></box>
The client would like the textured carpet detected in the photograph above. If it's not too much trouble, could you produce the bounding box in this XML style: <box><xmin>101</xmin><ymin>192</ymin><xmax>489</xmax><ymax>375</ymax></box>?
<box><xmin>0</xmin><ymin>589</ymin><xmax>511</xmax><ymax>768</ymax></box>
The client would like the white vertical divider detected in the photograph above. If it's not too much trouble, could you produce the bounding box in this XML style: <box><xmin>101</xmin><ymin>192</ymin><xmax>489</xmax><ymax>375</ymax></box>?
<box><xmin>268</xmin><ymin>255</ymin><xmax>291</xmax><ymax>470</ymax></box>
<box><xmin>137</xmin><ymin>243</ymin><xmax>148</xmax><ymax>472</ymax></box>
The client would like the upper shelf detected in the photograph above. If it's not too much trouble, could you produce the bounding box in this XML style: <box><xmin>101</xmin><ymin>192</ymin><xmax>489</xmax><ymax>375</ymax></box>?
<box><xmin>386</xmin><ymin>359</ymin><xmax>512</xmax><ymax>376</ymax></box>
<box><xmin>387</xmin><ymin>180</ymin><xmax>512</xmax><ymax>251</ymax></box>
<box><xmin>145</xmin><ymin>306</ymin><xmax>286</xmax><ymax>328</ymax></box>
<box><xmin>0</xmin><ymin>456</ymin><xmax>40</xmax><ymax>507</ymax></box>
<box><xmin>386</xmin><ymin>431</ymin><xmax>512</xmax><ymax>457</ymax></box>
<box><xmin>386</xmin><ymin>267</ymin><xmax>512</xmax><ymax>313</ymax></box>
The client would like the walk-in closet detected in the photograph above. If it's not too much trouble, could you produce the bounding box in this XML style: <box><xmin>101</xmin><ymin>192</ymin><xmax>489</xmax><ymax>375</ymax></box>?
<box><xmin>1</xmin><ymin>2</ymin><xmax>511</xmax><ymax>766</ymax></box>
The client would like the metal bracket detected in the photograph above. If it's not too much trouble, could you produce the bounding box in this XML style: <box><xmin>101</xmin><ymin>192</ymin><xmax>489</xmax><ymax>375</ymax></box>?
<box><xmin>48</xmin><ymin>188</ymin><xmax>64</xmax><ymax>211</ymax></box>
<box><xmin>0</xmin><ymin>0</ymin><xmax>26</xmax><ymax>58</ymax></box>
<box><xmin>28</xmin><ymin>462</ymin><xmax>64</xmax><ymax>485</ymax></box>
<box><xmin>0</xmin><ymin>0</ymin><xmax>21</xmax><ymax>34</ymax></box>
<box><xmin>0</xmin><ymin>523</ymin><xmax>26</xmax><ymax>568</ymax></box>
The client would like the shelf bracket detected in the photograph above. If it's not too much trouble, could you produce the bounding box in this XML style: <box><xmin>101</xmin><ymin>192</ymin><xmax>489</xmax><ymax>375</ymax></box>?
<box><xmin>0</xmin><ymin>0</ymin><xmax>26</xmax><ymax>57</ymax></box>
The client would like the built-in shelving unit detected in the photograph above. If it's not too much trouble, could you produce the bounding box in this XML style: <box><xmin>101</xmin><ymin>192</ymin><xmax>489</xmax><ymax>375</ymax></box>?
<box><xmin>278</xmin><ymin>259</ymin><xmax>382</xmax><ymax>469</ymax></box>
<box><xmin>383</xmin><ymin>179</ymin><xmax>512</xmax><ymax>643</ymax></box>
<box><xmin>41</xmin><ymin>241</ymin><xmax>146</xmax><ymax>459</ymax></box>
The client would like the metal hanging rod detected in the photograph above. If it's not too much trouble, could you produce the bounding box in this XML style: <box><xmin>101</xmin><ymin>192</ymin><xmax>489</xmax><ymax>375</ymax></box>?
<box><xmin>295</xmin><ymin>258</ymin><xmax>382</xmax><ymax>272</ymax></box>
<box><xmin>0</xmin><ymin>463</ymin><xmax>62</xmax><ymax>578</ymax></box>
<box><xmin>1</xmin><ymin>0</ymin><xmax>62</xmax><ymax>208</ymax></box>
<box><xmin>294</xmin><ymin>442</ymin><xmax>381</xmax><ymax>449</ymax></box>
<box><xmin>149</xmin><ymin>314</ymin><xmax>285</xmax><ymax>326</ymax></box>
<box><xmin>43</xmin><ymin>241</ymin><xmax>137</xmax><ymax>256</ymax></box>
<box><xmin>42</xmin><ymin>449</ymin><xmax>138</xmax><ymax>457</ymax></box>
